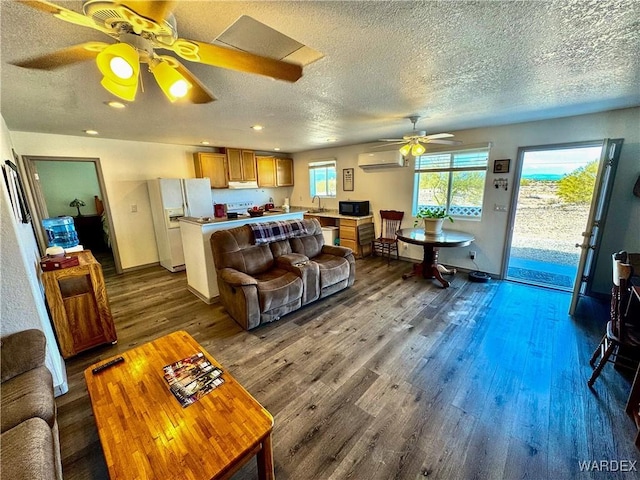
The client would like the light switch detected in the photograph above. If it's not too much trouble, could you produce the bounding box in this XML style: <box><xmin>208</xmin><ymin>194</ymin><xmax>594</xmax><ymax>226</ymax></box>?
<box><xmin>130</xmin><ymin>204</ymin><xmax>138</xmax><ymax>213</ymax></box>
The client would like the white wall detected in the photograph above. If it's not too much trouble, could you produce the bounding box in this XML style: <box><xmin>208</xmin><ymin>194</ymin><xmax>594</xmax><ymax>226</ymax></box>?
<box><xmin>292</xmin><ymin>108</ymin><xmax>640</xmax><ymax>294</ymax></box>
<box><xmin>0</xmin><ymin>116</ymin><xmax>67</xmax><ymax>395</ymax></box>
<box><xmin>10</xmin><ymin>132</ymin><xmax>207</xmax><ymax>269</ymax></box>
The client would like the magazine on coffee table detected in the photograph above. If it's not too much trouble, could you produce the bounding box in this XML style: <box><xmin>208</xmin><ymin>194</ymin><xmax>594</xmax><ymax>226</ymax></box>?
<box><xmin>163</xmin><ymin>352</ymin><xmax>224</xmax><ymax>407</ymax></box>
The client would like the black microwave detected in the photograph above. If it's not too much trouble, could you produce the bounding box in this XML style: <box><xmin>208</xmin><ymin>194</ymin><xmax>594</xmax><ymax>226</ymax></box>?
<box><xmin>339</xmin><ymin>201</ymin><xmax>370</xmax><ymax>216</ymax></box>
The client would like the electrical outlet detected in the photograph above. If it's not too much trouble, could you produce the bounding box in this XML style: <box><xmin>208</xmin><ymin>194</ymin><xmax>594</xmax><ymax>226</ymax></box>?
<box><xmin>469</xmin><ymin>250</ymin><xmax>476</xmax><ymax>260</ymax></box>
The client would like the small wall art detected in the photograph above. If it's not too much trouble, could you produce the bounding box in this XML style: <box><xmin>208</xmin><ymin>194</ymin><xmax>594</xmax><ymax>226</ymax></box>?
<box><xmin>493</xmin><ymin>159</ymin><xmax>510</xmax><ymax>174</ymax></box>
<box><xmin>343</xmin><ymin>168</ymin><xmax>354</xmax><ymax>191</ymax></box>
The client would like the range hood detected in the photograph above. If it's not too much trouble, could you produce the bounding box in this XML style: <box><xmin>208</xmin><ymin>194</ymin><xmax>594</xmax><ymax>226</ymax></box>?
<box><xmin>228</xmin><ymin>181</ymin><xmax>259</xmax><ymax>189</ymax></box>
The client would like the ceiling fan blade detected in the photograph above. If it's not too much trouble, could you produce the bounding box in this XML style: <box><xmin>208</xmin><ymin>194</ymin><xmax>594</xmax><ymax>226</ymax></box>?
<box><xmin>171</xmin><ymin>60</ymin><xmax>217</xmax><ymax>104</ymax></box>
<box><xmin>424</xmin><ymin>133</ymin><xmax>454</xmax><ymax>140</ymax></box>
<box><xmin>11</xmin><ymin>42</ymin><xmax>108</xmax><ymax>70</ymax></box>
<box><xmin>169</xmin><ymin>38</ymin><xmax>303</xmax><ymax>82</ymax></box>
<box><xmin>113</xmin><ymin>1</ymin><xmax>177</xmax><ymax>25</ymax></box>
<box><xmin>17</xmin><ymin>0</ymin><xmax>111</xmax><ymax>34</ymax></box>
<box><xmin>427</xmin><ymin>139</ymin><xmax>463</xmax><ymax>145</ymax></box>
<box><xmin>378</xmin><ymin>138</ymin><xmax>405</xmax><ymax>142</ymax></box>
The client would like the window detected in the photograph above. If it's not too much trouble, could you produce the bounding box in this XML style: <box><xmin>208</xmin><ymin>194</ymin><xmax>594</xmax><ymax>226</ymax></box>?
<box><xmin>309</xmin><ymin>159</ymin><xmax>337</xmax><ymax>197</ymax></box>
<box><xmin>413</xmin><ymin>147</ymin><xmax>489</xmax><ymax>218</ymax></box>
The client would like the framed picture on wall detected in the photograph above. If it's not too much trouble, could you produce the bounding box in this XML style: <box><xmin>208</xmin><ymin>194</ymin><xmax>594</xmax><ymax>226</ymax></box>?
<box><xmin>343</xmin><ymin>168</ymin><xmax>354</xmax><ymax>191</ymax></box>
<box><xmin>493</xmin><ymin>159</ymin><xmax>510</xmax><ymax>174</ymax></box>
<box><xmin>2</xmin><ymin>158</ymin><xmax>31</xmax><ymax>224</ymax></box>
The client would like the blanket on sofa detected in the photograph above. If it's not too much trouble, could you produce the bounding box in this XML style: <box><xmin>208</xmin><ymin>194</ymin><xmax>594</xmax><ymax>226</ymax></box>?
<box><xmin>251</xmin><ymin>220</ymin><xmax>308</xmax><ymax>244</ymax></box>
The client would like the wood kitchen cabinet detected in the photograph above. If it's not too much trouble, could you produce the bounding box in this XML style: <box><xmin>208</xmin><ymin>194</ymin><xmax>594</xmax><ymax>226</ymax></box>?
<box><xmin>193</xmin><ymin>152</ymin><xmax>228</xmax><ymax>188</ymax></box>
<box><xmin>276</xmin><ymin>157</ymin><xmax>294</xmax><ymax>186</ymax></box>
<box><xmin>257</xmin><ymin>156</ymin><xmax>294</xmax><ymax>187</ymax></box>
<box><xmin>257</xmin><ymin>156</ymin><xmax>277</xmax><ymax>187</ymax></box>
<box><xmin>339</xmin><ymin>217</ymin><xmax>373</xmax><ymax>258</ymax></box>
<box><xmin>41</xmin><ymin>250</ymin><xmax>117</xmax><ymax>358</ymax></box>
<box><xmin>226</xmin><ymin>148</ymin><xmax>257</xmax><ymax>182</ymax></box>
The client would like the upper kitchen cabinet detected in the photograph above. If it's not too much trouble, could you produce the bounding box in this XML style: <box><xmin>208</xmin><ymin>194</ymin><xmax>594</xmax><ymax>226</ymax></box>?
<box><xmin>257</xmin><ymin>156</ymin><xmax>294</xmax><ymax>187</ymax></box>
<box><xmin>226</xmin><ymin>148</ymin><xmax>257</xmax><ymax>182</ymax></box>
<box><xmin>193</xmin><ymin>152</ymin><xmax>228</xmax><ymax>188</ymax></box>
<box><xmin>276</xmin><ymin>158</ymin><xmax>294</xmax><ymax>186</ymax></box>
<box><xmin>257</xmin><ymin>156</ymin><xmax>277</xmax><ymax>187</ymax></box>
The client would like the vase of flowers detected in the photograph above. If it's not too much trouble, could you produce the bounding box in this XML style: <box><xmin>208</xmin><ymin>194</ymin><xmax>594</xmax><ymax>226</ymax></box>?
<box><xmin>69</xmin><ymin>198</ymin><xmax>86</xmax><ymax>216</ymax></box>
<box><xmin>414</xmin><ymin>206</ymin><xmax>453</xmax><ymax>235</ymax></box>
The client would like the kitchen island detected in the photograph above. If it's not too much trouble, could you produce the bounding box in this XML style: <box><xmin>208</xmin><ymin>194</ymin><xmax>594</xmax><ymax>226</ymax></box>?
<box><xmin>179</xmin><ymin>210</ymin><xmax>305</xmax><ymax>303</ymax></box>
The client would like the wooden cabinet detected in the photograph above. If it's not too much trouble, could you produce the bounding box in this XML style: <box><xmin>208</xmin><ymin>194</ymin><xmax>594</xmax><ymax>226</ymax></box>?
<box><xmin>339</xmin><ymin>217</ymin><xmax>373</xmax><ymax>258</ymax></box>
<box><xmin>193</xmin><ymin>152</ymin><xmax>228</xmax><ymax>188</ymax></box>
<box><xmin>257</xmin><ymin>156</ymin><xmax>294</xmax><ymax>187</ymax></box>
<box><xmin>304</xmin><ymin>214</ymin><xmax>373</xmax><ymax>258</ymax></box>
<box><xmin>257</xmin><ymin>156</ymin><xmax>277</xmax><ymax>187</ymax></box>
<box><xmin>226</xmin><ymin>148</ymin><xmax>257</xmax><ymax>182</ymax></box>
<box><xmin>276</xmin><ymin>158</ymin><xmax>294</xmax><ymax>186</ymax></box>
<box><xmin>41</xmin><ymin>251</ymin><xmax>117</xmax><ymax>358</ymax></box>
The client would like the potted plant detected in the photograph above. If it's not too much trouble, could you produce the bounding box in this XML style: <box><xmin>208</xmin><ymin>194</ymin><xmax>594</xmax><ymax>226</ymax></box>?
<box><xmin>69</xmin><ymin>198</ymin><xmax>86</xmax><ymax>216</ymax></box>
<box><xmin>414</xmin><ymin>206</ymin><xmax>453</xmax><ymax>235</ymax></box>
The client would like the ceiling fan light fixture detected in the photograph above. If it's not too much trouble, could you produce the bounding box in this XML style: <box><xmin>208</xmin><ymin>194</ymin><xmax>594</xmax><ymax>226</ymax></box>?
<box><xmin>97</xmin><ymin>43</ymin><xmax>139</xmax><ymax>84</ymax></box>
<box><xmin>412</xmin><ymin>142</ymin><xmax>426</xmax><ymax>156</ymax></box>
<box><xmin>399</xmin><ymin>143</ymin><xmax>411</xmax><ymax>156</ymax></box>
<box><xmin>96</xmin><ymin>43</ymin><xmax>139</xmax><ymax>101</ymax></box>
<box><xmin>100</xmin><ymin>77</ymin><xmax>137</xmax><ymax>101</ymax></box>
<box><xmin>151</xmin><ymin>60</ymin><xmax>192</xmax><ymax>102</ymax></box>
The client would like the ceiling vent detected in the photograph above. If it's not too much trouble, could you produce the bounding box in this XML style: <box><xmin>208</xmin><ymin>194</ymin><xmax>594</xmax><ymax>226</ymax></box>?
<box><xmin>358</xmin><ymin>150</ymin><xmax>405</xmax><ymax>169</ymax></box>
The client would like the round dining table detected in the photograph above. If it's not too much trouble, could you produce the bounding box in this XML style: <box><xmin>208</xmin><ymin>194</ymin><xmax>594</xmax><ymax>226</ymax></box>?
<box><xmin>396</xmin><ymin>228</ymin><xmax>474</xmax><ymax>288</ymax></box>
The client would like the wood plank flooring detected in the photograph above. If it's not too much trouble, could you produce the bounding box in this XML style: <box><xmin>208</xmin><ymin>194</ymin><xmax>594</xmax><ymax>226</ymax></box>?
<box><xmin>57</xmin><ymin>255</ymin><xmax>640</xmax><ymax>479</ymax></box>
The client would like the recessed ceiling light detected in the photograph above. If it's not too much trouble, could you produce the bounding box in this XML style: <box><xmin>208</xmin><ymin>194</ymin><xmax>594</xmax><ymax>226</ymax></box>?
<box><xmin>274</xmin><ymin>147</ymin><xmax>281</xmax><ymax>151</ymax></box>
<box><xmin>84</xmin><ymin>129</ymin><xmax>99</xmax><ymax>135</ymax></box>
<box><xmin>201</xmin><ymin>141</ymin><xmax>210</xmax><ymax>145</ymax></box>
<box><xmin>105</xmin><ymin>101</ymin><xmax>126</xmax><ymax>109</ymax></box>
<box><xmin>251</xmin><ymin>125</ymin><xmax>264</xmax><ymax>131</ymax></box>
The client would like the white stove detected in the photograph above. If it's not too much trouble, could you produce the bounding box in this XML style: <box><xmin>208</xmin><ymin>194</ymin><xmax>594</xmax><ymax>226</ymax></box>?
<box><xmin>225</xmin><ymin>201</ymin><xmax>255</xmax><ymax>216</ymax></box>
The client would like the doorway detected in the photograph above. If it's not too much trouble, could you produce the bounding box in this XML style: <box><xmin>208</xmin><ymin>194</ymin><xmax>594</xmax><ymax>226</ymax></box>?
<box><xmin>505</xmin><ymin>143</ymin><xmax>604</xmax><ymax>291</ymax></box>
<box><xmin>22</xmin><ymin>155</ymin><xmax>122</xmax><ymax>274</ymax></box>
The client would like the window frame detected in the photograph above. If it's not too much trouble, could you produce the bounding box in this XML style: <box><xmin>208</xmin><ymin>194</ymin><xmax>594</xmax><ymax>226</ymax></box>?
<box><xmin>308</xmin><ymin>159</ymin><xmax>337</xmax><ymax>198</ymax></box>
<box><xmin>412</xmin><ymin>145</ymin><xmax>490</xmax><ymax>219</ymax></box>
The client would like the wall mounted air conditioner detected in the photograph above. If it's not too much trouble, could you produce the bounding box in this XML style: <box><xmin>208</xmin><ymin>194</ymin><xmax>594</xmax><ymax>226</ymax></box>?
<box><xmin>358</xmin><ymin>150</ymin><xmax>405</xmax><ymax>169</ymax></box>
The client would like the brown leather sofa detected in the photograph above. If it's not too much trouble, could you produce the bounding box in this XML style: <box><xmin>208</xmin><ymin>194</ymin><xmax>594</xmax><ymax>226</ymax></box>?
<box><xmin>210</xmin><ymin>218</ymin><xmax>355</xmax><ymax>330</ymax></box>
<box><xmin>0</xmin><ymin>329</ymin><xmax>62</xmax><ymax>479</ymax></box>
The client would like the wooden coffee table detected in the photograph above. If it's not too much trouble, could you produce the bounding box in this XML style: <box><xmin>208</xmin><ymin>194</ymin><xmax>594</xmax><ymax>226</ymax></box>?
<box><xmin>84</xmin><ymin>331</ymin><xmax>274</xmax><ymax>479</ymax></box>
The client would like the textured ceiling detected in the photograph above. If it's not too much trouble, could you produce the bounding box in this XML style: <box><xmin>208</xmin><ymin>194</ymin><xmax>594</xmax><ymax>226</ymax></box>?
<box><xmin>1</xmin><ymin>0</ymin><xmax>639</xmax><ymax>153</ymax></box>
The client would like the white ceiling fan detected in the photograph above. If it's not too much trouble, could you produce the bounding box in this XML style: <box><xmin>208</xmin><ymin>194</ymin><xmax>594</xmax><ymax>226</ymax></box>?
<box><xmin>379</xmin><ymin>116</ymin><xmax>461</xmax><ymax>156</ymax></box>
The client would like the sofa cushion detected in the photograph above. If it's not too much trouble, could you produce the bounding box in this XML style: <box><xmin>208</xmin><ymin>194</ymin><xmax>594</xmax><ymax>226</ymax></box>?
<box><xmin>211</xmin><ymin>228</ymin><xmax>275</xmax><ymax>275</ymax></box>
<box><xmin>253</xmin><ymin>269</ymin><xmax>304</xmax><ymax>312</ymax></box>
<box><xmin>314</xmin><ymin>253</ymin><xmax>351</xmax><ymax>289</ymax></box>
<box><xmin>1</xmin><ymin>366</ymin><xmax>55</xmax><ymax>433</ymax></box>
<box><xmin>1</xmin><ymin>329</ymin><xmax>46</xmax><ymax>383</ymax></box>
<box><xmin>1</xmin><ymin>417</ymin><xmax>56</xmax><ymax>480</ymax></box>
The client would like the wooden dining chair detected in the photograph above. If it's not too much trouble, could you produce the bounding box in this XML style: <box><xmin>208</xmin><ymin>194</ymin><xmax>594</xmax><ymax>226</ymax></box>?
<box><xmin>588</xmin><ymin>251</ymin><xmax>640</xmax><ymax>387</ymax></box>
<box><xmin>373</xmin><ymin>210</ymin><xmax>404</xmax><ymax>264</ymax></box>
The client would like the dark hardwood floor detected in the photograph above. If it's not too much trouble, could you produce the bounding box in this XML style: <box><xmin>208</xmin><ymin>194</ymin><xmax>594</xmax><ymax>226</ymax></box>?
<box><xmin>57</xmin><ymin>255</ymin><xmax>640</xmax><ymax>479</ymax></box>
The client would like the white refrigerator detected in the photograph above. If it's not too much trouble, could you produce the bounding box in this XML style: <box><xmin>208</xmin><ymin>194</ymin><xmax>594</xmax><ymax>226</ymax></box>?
<box><xmin>147</xmin><ymin>178</ymin><xmax>213</xmax><ymax>272</ymax></box>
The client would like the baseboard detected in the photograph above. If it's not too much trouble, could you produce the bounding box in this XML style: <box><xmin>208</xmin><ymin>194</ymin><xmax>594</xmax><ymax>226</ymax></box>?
<box><xmin>120</xmin><ymin>261</ymin><xmax>161</xmax><ymax>273</ymax></box>
<box><xmin>187</xmin><ymin>286</ymin><xmax>219</xmax><ymax>305</ymax></box>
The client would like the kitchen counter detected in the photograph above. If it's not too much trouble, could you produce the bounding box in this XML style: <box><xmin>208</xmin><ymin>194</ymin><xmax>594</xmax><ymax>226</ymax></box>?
<box><xmin>181</xmin><ymin>208</ymin><xmax>309</xmax><ymax>226</ymax></box>
<box><xmin>179</xmin><ymin>210</ymin><xmax>305</xmax><ymax>303</ymax></box>
<box><xmin>302</xmin><ymin>210</ymin><xmax>373</xmax><ymax>220</ymax></box>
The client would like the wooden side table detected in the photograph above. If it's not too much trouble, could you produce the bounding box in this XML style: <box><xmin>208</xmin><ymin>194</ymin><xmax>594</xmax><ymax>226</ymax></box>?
<box><xmin>41</xmin><ymin>250</ymin><xmax>117</xmax><ymax>358</ymax></box>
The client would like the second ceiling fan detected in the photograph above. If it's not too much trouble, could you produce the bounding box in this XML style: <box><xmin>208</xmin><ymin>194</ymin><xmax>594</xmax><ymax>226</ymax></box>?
<box><xmin>379</xmin><ymin>116</ymin><xmax>461</xmax><ymax>156</ymax></box>
<box><xmin>11</xmin><ymin>0</ymin><xmax>305</xmax><ymax>104</ymax></box>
